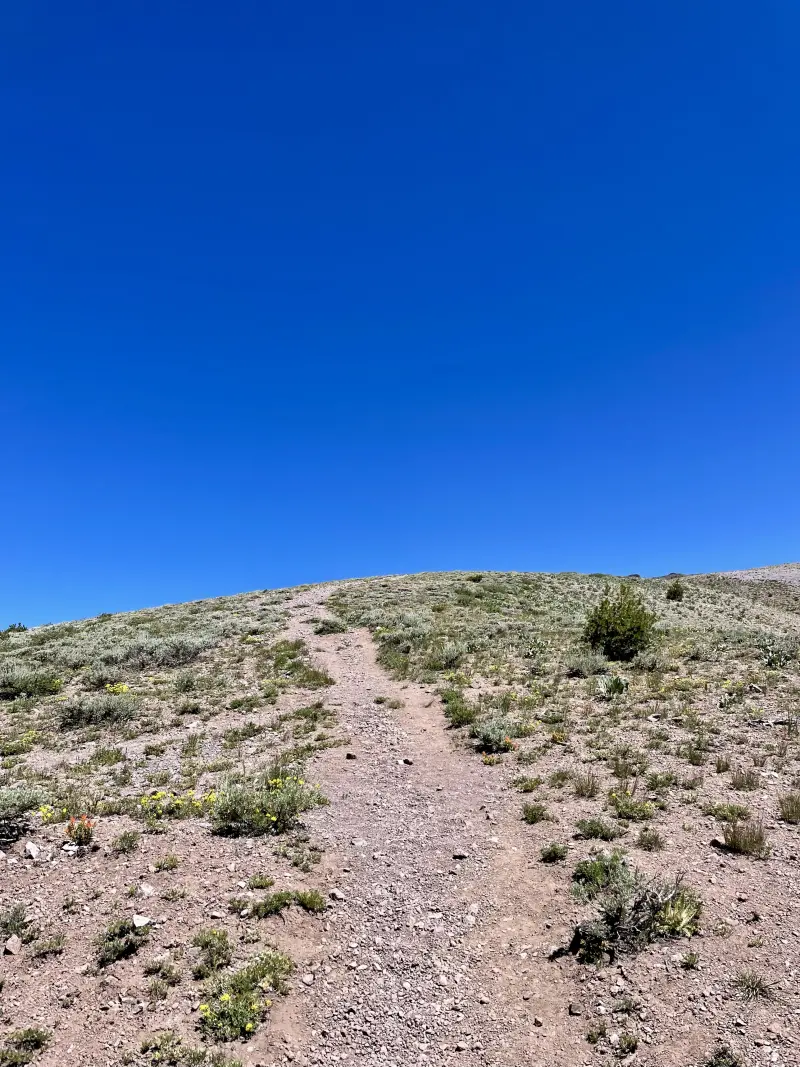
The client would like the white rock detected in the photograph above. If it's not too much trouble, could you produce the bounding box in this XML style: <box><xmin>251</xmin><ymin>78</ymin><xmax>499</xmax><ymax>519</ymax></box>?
<box><xmin>25</xmin><ymin>841</ymin><xmax>40</xmax><ymax>860</ymax></box>
<box><xmin>132</xmin><ymin>914</ymin><xmax>152</xmax><ymax>928</ymax></box>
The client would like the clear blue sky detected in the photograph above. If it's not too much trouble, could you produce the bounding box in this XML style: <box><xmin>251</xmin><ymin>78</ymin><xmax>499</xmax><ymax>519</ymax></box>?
<box><xmin>2</xmin><ymin>2</ymin><xmax>799</xmax><ymax>626</ymax></box>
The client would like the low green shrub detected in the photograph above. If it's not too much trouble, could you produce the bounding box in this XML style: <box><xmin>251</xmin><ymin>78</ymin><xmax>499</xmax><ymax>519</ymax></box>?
<box><xmin>0</xmin><ymin>668</ymin><xmax>62</xmax><ymax>702</ymax></box>
<box><xmin>575</xmin><ymin>817</ymin><xmax>622</xmax><ymax>841</ymax></box>
<box><xmin>636</xmin><ymin>827</ymin><xmax>664</xmax><ymax>851</ymax></box>
<box><xmin>0</xmin><ymin>1027</ymin><xmax>50</xmax><ymax>1066</ymax></box>
<box><xmin>313</xmin><ymin>618</ymin><xmax>347</xmax><ymax>635</ymax></box>
<box><xmin>96</xmin><ymin>917</ymin><xmax>150</xmax><ymax>966</ymax></box>
<box><xmin>522</xmin><ymin>802</ymin><xmax>549</xmax><ymax>824</ymax></box>
<box><xmin>439</xmin><ymin>688</ymin><xmax>478</xmax><ymax>728</ymax></box>
<box><xmin>779</xmin><ymin>791</ymin><xmax>800</xmax><ymax>824</ymax></box>
<box><xmin>199</xmin><ymin>950</ymin><xmax>293</xmax><ymax>1041</ymax></box>
<box><xmin>583</xmin><ymin>583</ymin><xmax>656</xmax><ymax>662</ymax></box>
<box><xmin>608</xmin><ymin>790</ymin><xmax>655</xmax><ymax>821</ymax></box>
<box><xmin>721</xmin><ymin>820</ymin><xmax>770</xmax><ymax>858</ymax></box>
<box><xmin>192</xmin><ymin>928</ymin><xmax>232</xmax><ymax>979</ymax></box>
<box><xmin>569</xmin><ymin>859</ymin><xmax>702</xmax><ymax>962</ymax></box>
<box><xmin>540</xmin><ymin>842</ymin><xmax>568</xmax><ymax>863</ymax></box>
<box><xmin>665</xmin><ymin>579</ymin><xmax>685</xmax><ymax>602</ymax></box>
<box><xmin>139</xmin><ymin>1031</ymin><xmax>243</xmax><ymax>1066</ymax></box>
<box><xmin>470</xmin><ymin>716</ymin><xmax>517</xmax><ymax>753</ymax></box>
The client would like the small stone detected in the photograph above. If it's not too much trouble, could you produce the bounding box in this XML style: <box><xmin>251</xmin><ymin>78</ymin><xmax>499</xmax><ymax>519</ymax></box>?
<box><xmin>132</xmin><ymin>914</ymin><xmax>152</xmax><ymax>928</ymax></box>
<box><xmin>4</xmin><ymin>935</ymin><xmax>22</xmax><ymax>955</ymax></box>
<box><xmin>402</xmin><ymin>758</ymin><xmax>413</xmax><ymax>765</ymax></box>
<box><xmin>25</xmin><ymin>841</ymin><xmax>40</xmax><ymax>860</ymax></box>
<box><xmin>302</xmin><ymin>973</ymin><xmax>315</xmax><ymax>986</ymax></box>
<box><xmin>568</xmin><ymin>1002</ymin><xmax>582</xmax><ymax>1016</ymax></box>
<box><xmin>345</xmin><ymin>752</ymin><xmax>357</xmax><ymax>760</ymax></box>
<box><xmin>534</xmin><ymin>1016</ymin><xmax>543</xmax><ymax>1027</ymax></box>
<box><xmin>329</xmin><ymin>889</ymin><xmax>346</xmax><ymax>901</ymax></box>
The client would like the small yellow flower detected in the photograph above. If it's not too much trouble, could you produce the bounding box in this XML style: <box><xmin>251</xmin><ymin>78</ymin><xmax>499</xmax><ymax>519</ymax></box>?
<box><xmin>220</xmin><ymin>992</ymin><xmax>231</xmax><ymax>1002</ymax></box>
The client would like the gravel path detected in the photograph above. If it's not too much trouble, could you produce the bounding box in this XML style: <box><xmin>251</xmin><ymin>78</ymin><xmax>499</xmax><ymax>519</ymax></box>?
<box><xmin>263</xmin><ymin>587</ymin><xmax>587</xmax><ymax>1067</ymax></box>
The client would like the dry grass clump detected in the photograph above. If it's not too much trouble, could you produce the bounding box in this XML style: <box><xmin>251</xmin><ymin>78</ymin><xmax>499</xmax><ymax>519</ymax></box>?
<box><xmin>721</xmin><ymin>820</ymin><xmax>771</xmax><ymax>858</ymax></box>
<box><xmin>779</xmin><ymin>791</ymin><xmax>800</xmax><ymax>823</ymax></box>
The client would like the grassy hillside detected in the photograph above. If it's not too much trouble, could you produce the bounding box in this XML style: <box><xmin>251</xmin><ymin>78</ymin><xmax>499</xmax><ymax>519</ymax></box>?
<box><xmin>1</xmin><ymin>569</ymin><xmax>799</xmax><ymax>1066</ymax></box>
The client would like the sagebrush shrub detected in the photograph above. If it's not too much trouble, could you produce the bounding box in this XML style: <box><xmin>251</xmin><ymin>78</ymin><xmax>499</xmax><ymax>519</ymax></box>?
<box><xmin>570</xmin><ymin>860</ymin><xmax>701</xmax><ymax>961</ymax></box>
<box><xmin>60</xmin><ymin>692</ymin><xmax>139</xmax><ymax>729</ymax></box>
<box><xmin>470</xmin><ymin>717</ymin><xmax>517</xmax><ymax>754</ymax></box>
<box><xmin>0</xmin><ymin>667</ymin><xmax>62</xmax><ymax>701</ymax></box>
<box><xmin>212</xmin><ymin>763</ymin><xmax>327</xmax><ymax>837</ymax></box>
<box><xmin>583</xmin><ymin>584</ymin><xmax>656</xmax><ymax>662</ymax></box>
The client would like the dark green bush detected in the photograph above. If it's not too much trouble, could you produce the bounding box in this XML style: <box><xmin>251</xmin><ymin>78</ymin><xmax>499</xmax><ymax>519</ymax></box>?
<box><xmin>665</xmin><ymin>579</ymin><xmax>685</xmax><ymax>602</ymax></box>
<box><xmin>583</xmin><ymin>583</ymin><xmax>656</xmax><ymax>662</ymax></box>
<box><xmin>439</xmin><ymin>688</ymin><xmax>477</xmax><ymax>728</ymax></box>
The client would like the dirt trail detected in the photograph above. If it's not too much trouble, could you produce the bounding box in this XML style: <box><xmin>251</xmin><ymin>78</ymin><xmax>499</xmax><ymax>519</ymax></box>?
<box><xmin>265</xmin><ymin>586</ymin><xmax>587</xmax><ymax>1067</ymax></box>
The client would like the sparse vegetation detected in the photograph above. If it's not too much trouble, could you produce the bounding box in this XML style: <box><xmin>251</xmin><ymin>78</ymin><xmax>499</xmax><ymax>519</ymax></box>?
<box><xmin>192</xmin><ymin>928</ymin><xmax>233</xmax><ymax>979</ymax></box>
<box><xmin>575</xmin><ymin>817</ymin><xmax>622</xmax><ymax>841</ymax></box>
<box><xmin>730</xmin><ymin>766</ymin><xmax>761</xmax><ymax>791</ymax></box>
<box><xmin>636</xmin><ymin>827</ymin><xmax>664</xmax><ymax>851</ymax></box>
<box><xmin>96</xmin><ymin>917</ymin><xmax>150</xmax><ymax>966</ymax></box>
<box><xmin>3</xmin><ymin>567</ymin><xmax>800</xmax><ymax>1061</ymax></box>
<box><xmin>573</xmin><ymin>771</ymin><xmax>600</xmax><ymax>798</ymax></box>
<box><xmin>111</xmin><ymin>830</ymin><xmax>141</xmax><ymax>854</ymax></box>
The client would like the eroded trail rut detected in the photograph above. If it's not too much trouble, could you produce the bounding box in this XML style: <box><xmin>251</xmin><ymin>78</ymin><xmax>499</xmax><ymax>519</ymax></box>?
<box><xmin>265</xmin><ymin>587</ymin><xmax>585</xmax><ymax>1067</ymax></box>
